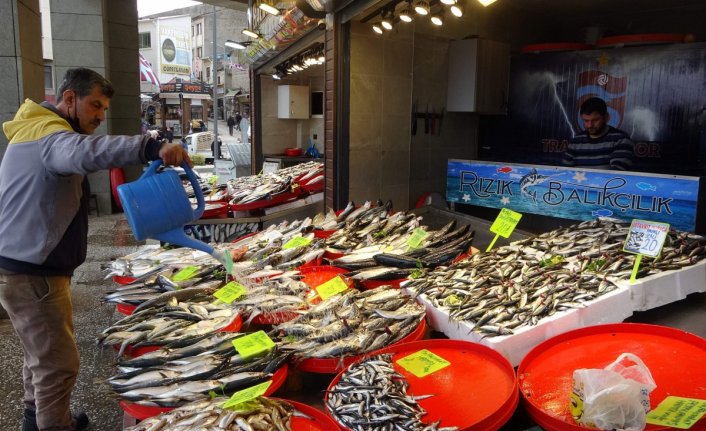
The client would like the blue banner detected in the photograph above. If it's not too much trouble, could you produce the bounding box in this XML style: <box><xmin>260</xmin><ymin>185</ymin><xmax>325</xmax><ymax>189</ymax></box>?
<box><xmin>447</xmin><ymin>160</ymin><xmax>700</xmax><ymax>232</ymax></box>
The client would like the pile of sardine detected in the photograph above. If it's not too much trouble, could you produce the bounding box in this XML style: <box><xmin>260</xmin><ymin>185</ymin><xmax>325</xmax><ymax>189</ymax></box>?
<box><xmin>512</xmin><ymin>218</ymin><xmax>706</xmax><ymax>278</ymax></box>
<box><xmin>125</xmin><ymin>396</ymin><xmax>297</xmax><ymax>431</ymax></box>
<box><xmin>326</xmin><ymin>353</ymin><xmax>456</xmax><ymax>431</ymax></box>
<box><xmin>231</xmin><ymin>272</ymin><xmax>314</xmax><ymax>324</ymax></box>
<box><xmin>274</xmin><ymin>285</ymin><xmax>425</xmax><ymax>360</ymax></box>
<box><xmin>108</xmin><ymin>333</ymin><xmax>288</xmax><ymax>407</ymax></box>
<box><xmin>98</xmin><ymin>290</ymin><xmax>237</xmax><ymax>357</ymax></box>
<box><xmin>228</xmin><ymin>218</ymin><xmax>325</xmax><ymax>276</ymax></box>
<box><xmin>227</xmin><ymin>161</ymin><xmax>323</xmax><ymax>205</ymax></box>
<box><xmin>404</xmin><ymin>218</ymin><xmax>706</xmax><ymax>338</ymax></box>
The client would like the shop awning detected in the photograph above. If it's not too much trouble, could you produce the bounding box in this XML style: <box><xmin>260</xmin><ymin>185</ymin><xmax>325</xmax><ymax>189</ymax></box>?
<box><xmin>139</xmin><ymin>52</ymin><xmax>160</xmax><ymax>86</ymax></box>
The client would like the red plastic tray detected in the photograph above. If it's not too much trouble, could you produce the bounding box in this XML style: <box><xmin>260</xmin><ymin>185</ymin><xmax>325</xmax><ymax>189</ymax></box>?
<box><xmin>112</xmin><ymin>275</ymin><xmax>137</xmax><ymax>285</ymax></box>
<box><xmin>298</xmin><ymin>266</ymin><xmax>351</xmax><ymax>289</ymax></box>
<box><xmin>296</xmin><ymin>318</ymin><xmax>427</xmax><ymax>374</ymax></box>
<box><xmin>518</xmin><ymin>323</ymin><xmax>706</xmax><ymax>431</ymax></box>
<box><xmin>325</xmin><ymin>339</ymin><xmax>518</xmax><ymax>430</ymax></box>
<box><xmin>229</xmin><ymin>189</ymin><xmax>302</xmax><ymax>211</ymax></box>
<box><xmin>201</xmin><ymin>202</ymin><xmax>229</xmax><ymax>219</ymax></box>
<box><xmin>115</xmin><ymin>314</ymin><xmax>243</xmax><ymax>358</ymax></box>
<box><xmin>116</xmin><ymin>303</ymin><xmax>136</xmax><ymax>315</ymax></box>
<box><xmin>120</xmin><ymin>364</ymin><xmax>289</xmax><ymax>421</ymax></box>
<box><xmin>313</xmin><ymin>229</ymin><xmax>335</xmax><ymax>239</ymax></box>
<box><xmin>279</xmin><ymin>398</ymin><xmax>341</xmax><ymax>431</ymax></box>
<box><xmin>360</xmin><ymin>277</ymin><xmax>407</xmax><ymax>290</ymax></box>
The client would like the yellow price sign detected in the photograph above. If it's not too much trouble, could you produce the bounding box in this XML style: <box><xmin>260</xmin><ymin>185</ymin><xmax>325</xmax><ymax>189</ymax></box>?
<box><xmin>208</xmin><ymin>175</ymin><xmax>219</xmax><ymax>185</ymax></box>
<box><xmin>444</xmin><ymin>294</ymin><xmax>463</xmax><ymax>307</ymax></box>
<box><xmin>282</xmin><ymin>235</ymin><xmax>312</xmax><ymax>250</ymax></box>
<box><xmin>396</xmin><ymin>349</ymin><xmax>451</xmax><ymax>378</ymax></box>
<box><xmin>407</xmin><ymin>228</ymin><xmax>429</xmax><ymax>249</ymax></box>
<box><xmin>172</xmin><ymin>265</ymin><xmax>199</xmax><ymax>282</ymax></box>
<box><xmin>214</xmin><ymin>281</ymin><xmax>247</xmax><ymax>304</ymax></box>
<box><xmin>315</xmin><ymin>276</ymin><xmax>349</xmax><ymax>300</ymax></box>
<box><xmin>647</xmin><ymin>396</ymin><xmax>706</xmax><ymax>429</ymax></box>
<box><xmin>490</xmin><ymin>208</ymin><xmax>522</xmax><ymax>238</ymax></box>
<box><xmin>232</xmin><ymin>331</ymin><xmax>275</xmax><ymax>360</ymax></box>
<box><xmin>222</xmin><ymin>381</ymin><xmax>272</xmax><ymax>409</ymax></box>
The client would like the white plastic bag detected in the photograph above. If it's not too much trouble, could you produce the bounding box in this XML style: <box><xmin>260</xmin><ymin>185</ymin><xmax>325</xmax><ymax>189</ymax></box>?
<box><xmin>571</xmin><ymin>353</ymin><xmax>657</xmax><ymax>431</ymax></box>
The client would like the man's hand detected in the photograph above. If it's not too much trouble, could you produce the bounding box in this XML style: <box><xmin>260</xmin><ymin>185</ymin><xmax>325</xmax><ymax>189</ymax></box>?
<box><xmin>159</xmin><ymin>143</ymin><xmax>193</xmax><ymax>167</ymax></box>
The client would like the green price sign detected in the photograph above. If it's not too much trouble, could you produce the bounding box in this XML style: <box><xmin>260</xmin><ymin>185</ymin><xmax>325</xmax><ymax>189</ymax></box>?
<box><xmin>232</xmin><ymin>331</ymin><xmax>275</xmax><ymax>360</ymax></box>
<box><xmin>647</xmin><ymin>396</ymin><xmax>706</xmax><ymax>429</ymax></box>
<box><xmin>407</xmin><ymin>228</ymin><xmax>429</xmax><ymax>249</ymax></box>
<box><xmin>214</xmin><ymin>281</ymin><xmax>247</xmax><ymax>304</ymax></box>
<box><xmin>316</xmin><ymin>276</ymin><xmax>349</xmax><ymax>300</ymax></box>
<box><xmin>222</xmin><ymin>380</ymin><xmax>272</xmax><ymax>409</ymax></box>
<box><xmin>172</xmin><ymin>265</ymin><xmax>199</xmax><ymax>282</ymax></box>
<box><xmin>282</xmin><ymin>235</ymin><xmax>312</xmax><ymax>250</ymax></box>
<box><xmin>490</xmin><ymin>208</ymin><xmax>522</xmax><ymax>238</ymax></box>
<box><xmin>396</xmin><ymin>349</ymin><xmax>451</xmax><ymax>378</ymax></box>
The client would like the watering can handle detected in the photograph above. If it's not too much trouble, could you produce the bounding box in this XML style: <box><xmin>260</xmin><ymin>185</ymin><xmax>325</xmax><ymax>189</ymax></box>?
<box><xmin>141</xmin><ymin>160</ymin><xmax>205</xmax><ymax>220</ymax></box>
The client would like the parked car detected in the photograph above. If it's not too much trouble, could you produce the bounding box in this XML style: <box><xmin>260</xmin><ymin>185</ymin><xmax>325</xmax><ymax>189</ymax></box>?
<box><xmin>182</xmin><ymin>132</ymin><xmax>222</xmax><ymax>164</ymax></box>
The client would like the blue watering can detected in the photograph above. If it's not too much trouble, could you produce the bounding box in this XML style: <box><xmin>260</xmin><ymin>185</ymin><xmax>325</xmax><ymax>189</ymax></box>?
<box><xmin>117</xmin><ymin>160</ymin><xmax>232</xmax><ymax>272</ymax></box>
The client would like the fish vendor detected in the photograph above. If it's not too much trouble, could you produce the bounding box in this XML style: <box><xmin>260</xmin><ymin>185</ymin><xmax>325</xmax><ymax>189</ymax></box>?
<box><xmin>0</xmin><ymin>68</ymin><xmax>190</xmax><ymax>431</ymax></box>
<box><xmin>562</xmin><ymin>97</ymin><xmax>635</xmax><ymax>171</ymax></box>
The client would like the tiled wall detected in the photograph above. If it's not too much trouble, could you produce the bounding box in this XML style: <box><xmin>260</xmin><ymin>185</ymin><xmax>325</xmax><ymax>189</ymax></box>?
<box><xmin>349</xmin><ymin>21</ymin><xmax>413</xmax><ymax>211</ymax></box>
<box><xmin>409</xmin><ymin>36</ymin><xmax>478</xmax><ymax>208</ymax></box>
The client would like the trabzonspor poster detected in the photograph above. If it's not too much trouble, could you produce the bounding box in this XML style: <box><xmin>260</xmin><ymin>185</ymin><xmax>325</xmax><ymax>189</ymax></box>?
<box><xmin>447</xmin><ymin>160</ymin><xmax>700</xmax><ymax>232</ymax></box>
<box><xmin>479</xmin><ymin>43</ymin><xmax>706</xmax><ymax>176</ymax></box>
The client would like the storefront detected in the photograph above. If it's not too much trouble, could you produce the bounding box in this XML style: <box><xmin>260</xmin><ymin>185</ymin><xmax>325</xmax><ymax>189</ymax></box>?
<box><xmin>159</xmin><ymin>78</ymin><xmax>212</xmax><ymax>137</ymax></box>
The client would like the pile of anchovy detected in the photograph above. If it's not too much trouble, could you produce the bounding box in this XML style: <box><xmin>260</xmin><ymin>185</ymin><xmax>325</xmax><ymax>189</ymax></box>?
<box><xmin>274</xmin><ymin>286</ymin><xmax>425</xmax><ymax>360</ymax></box>
<box><xmin>231</xmin><ymin>272</ymin><xmax>313</xmax><ymax>324</ymax></box>
<box><xmin>227</xmin><ymin>161</ymin><xmax>323</xmax><ymax>205</ymax></box>
<box><xmin>405</xmin><ymin>218</ymin><xmax>706</xmax><ymax>338</ymax></box>
<box><xmin>125</xmin><ymin>396</ymin><xmax>296</xmax><ymax>430</ymax></box>
<box><xmin>326</xmin><ymin>353</ymin><xmax>457</xmax><ymax>431</ymax></box>
<box><xmin>108</xmin><ymin>334</ymin><xmax>288</xmax><ymax>407</ymax></box>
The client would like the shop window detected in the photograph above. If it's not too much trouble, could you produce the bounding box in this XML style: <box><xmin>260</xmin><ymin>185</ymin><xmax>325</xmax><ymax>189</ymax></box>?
<box><xmin>206</xmin><ymin>67</ymin><xmax>211</xmax><ymax>78</ymax></box>
<box><xmin>218</xmin><ymin>75</ymin><xmax>221</xmax><ymax>85</ymax></box>
<box><xmin>44</xmin><ymin>65</ymin><xmax>53</xmax><ymax>89</ymax></box>
<box><xmin>197</xmin><ymin>47</ymin><xmax>202</xmax><ymax>58</ymax></box>
<box><xmin>138</xmin><ymin>32</ymin><xmax>151</xmax><ymax>49</ymax></box>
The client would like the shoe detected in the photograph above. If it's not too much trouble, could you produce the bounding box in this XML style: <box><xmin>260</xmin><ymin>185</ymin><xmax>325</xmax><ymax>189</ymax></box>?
<box><xmin>21</xmin><ymin>409</ymin><xmax>89</xmax><ymax>431</ymax></box>
<box><xmin>71</xmin><ymin>412</ymin><xmax>89</xmax><ymax>430</ymax></box>
<box><xmin>22</xmin><ymin>409</ymin><xmax>38</xmax><ymax>431</ymax></box>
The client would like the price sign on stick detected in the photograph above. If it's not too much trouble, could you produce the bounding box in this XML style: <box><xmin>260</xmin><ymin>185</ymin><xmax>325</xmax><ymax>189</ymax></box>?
<box><xmin>315</xmin><ymin>276</ymin><xmax>349</xmax><ymax>300</ymax></box>
<box><xmin>487</xmin><ymin>208</ymin><xmax>522</xmax><ymax>252</ymax></box>
<box><xmin>172</xmin><ymin>265</ymin><xmax>199</xmax><ymax>282</ymax></box>
<box><xmin>282</xmin><ymin>235</ymin><xmax>312</xmax><ymax>249</ymax></box>
<box><xmin>222</xmin><ymin>381</ymin><xmax>272</xmax><ymax>409</ymax></box>
<box><xmin>232</xmin><ymin>331</ymin><xmax>275</xmax><ymax>360</ymax></box>
<box><xmin>214</xmin><ymin>281</ymin><xmax>247</xmax><ymax>304</ymax></box>
<box><xmin>407</xmin><ymin>228</ymin><xmax>429</xmax><ymax>249</ymax></box>
<box><xmin>397</xmin><ymin>349</ymin><xmax>450</xmax><ymax>378</ymax></box>
<box><xmin>623</xmin><ymin>219</ymin><xmax>669</xmax><ymax>283</ymax></box>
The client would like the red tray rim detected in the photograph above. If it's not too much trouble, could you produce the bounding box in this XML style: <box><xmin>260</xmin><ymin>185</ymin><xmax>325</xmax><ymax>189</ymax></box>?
<box><xmin>521</xmin><ymin>42</ymin><xmax>594</xmax><ymax>53</ymax></box>
<box><xmin>517</xmin><ymin>323</ymin><xmax>706</xmax><ymax>431</ymax></box>
<box><xmin>596</xmin><ymin>33</ymin><xmax>686</xmax><ymax>47</ymax></box>
<box><xmin>229</xmin><ymin>189</ymin><xmax>302</xmax><ymax>211</ymax></box>
<box><xmin>112</xmin><ymin>275</ymin><xmax>137</xmax><ymax>285</ymax></box>
<box><xmin>324</xmin><ymin>338</ymin><xmax>518</xmax><ymax>431</ymax></box>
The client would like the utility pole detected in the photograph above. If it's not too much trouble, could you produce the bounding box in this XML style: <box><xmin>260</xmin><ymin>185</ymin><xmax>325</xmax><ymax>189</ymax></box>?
<box><xmin>212</xmin><ymin>5</ymin><xmax>219</xmax><ymax>153</ymax></box>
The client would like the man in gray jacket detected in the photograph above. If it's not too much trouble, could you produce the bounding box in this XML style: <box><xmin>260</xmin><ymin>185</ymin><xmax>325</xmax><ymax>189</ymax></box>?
<box><xmin>0</xmin><ymin>68</ymin><xmax>189</xmax><ymax>430</ymax></box>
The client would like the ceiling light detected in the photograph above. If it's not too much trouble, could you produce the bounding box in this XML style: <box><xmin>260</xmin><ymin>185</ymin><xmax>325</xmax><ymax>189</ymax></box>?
<box><xmin>381</xmin><ymin>13</ymin><xmax>393</xmax><ymax>30</ymax></box>
<box><xmin>477</xmin><ymin>0</ymin><xmax>496</xmax><ymax>5</ymax></box>
<box><xmin>399</xmin><ymin>8</ymin><xmax>413</xmax><ymax>22</ymax></box>
<box><xmin>372</xmin><ymin>23</ymin><xmax>383</xmax><ymax>34</ymax></box>
<box><xmin>431</xmin><ymin>12</ymin><xmax>443</xmax><ymax>25</ymax></box>
<box><xmin>242</xmin><ymin>29</ymin><xmax>260</xmax><ymax>39</ymax></box>
<box><xmin>272</xmin><ymin>73</ymin><xmax>281</xmax><ymax>80</ymax></box>
<box><xmin>414</xmin><ymin>0</ymin><xmax>429</xmax><ymax>16</ymax></box>
<box><xmin>450</xmin><ymin>3</ymin><xmax>463</xmax><ymax>17</ymax></box>
<box><xmin>258</xmin><ymin>1</ymin><xmax>280</xmax><ymax>15</ymax></box>
<box><xmin>225</xmin><ymin>40</ymin><xmax>246</xmax><ymax>49</ymax></box>
<box><xmin>441</xmin><ymin>0</ymin><xmax>455</xmax><ymax>5</ymax></box>
<box><xmin>318</xmin><ymin>53</ymin><xmax>325</xmax><ymax>62</ymax></box>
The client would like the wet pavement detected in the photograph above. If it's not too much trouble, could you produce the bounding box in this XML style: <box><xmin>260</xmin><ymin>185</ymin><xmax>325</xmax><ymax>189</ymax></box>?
<box><xmin>0</xmin><ymin>212</ymin><xmax>705</xmax><ymax>430</ymax></box>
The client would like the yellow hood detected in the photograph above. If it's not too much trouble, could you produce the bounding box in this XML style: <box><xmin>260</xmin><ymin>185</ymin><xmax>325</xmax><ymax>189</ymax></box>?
<box><xmin>3</xmin><ymin>99</ymin><xmax>72</xmax><ymax>144</ymax></box>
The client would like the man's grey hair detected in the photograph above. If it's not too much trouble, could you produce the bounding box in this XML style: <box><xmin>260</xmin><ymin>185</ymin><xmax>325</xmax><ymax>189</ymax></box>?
<box><xmin>57</xmin><ymin>68</ymin><xmax>115</xmax><ymax>102</ymax></box>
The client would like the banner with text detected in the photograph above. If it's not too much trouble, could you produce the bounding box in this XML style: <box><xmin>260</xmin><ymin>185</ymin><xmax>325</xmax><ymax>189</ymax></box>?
<box><xmin>447</xmin><ymin>160</ymin><xmax>700</xmax><ymax>232</ymax></box>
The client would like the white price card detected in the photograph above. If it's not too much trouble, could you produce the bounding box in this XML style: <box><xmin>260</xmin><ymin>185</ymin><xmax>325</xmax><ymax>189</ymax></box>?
<box><xmin>623</xmin><ymin>219</ymin><xmax>670</xmax><ymax>258</ymax></box>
